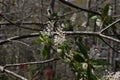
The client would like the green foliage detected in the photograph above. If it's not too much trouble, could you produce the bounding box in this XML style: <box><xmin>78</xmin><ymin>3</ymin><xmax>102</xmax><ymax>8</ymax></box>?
<box><xmin>36</xmin><ymin>33</ymin><xmax>55</xmax><ymax>59</ymax></box>
<box><xmin>57</xmin><ymin>40</ymin><xmax>71</xmax><ymax>58</ymax></box>
<box><xmin>35</xmin><ymin>3</ymin><xmax>115</xmax><ymax>79</ymax></box>
<box><xmin>36</xmin><ymin>33</ymin><xmax>54</xmax><ymax>46</ymax></box>
<box><xmin>36</xmin><ymin>17</ymin><xmax>100</xmax><ymax>80</ymax></box>
<box><xmin>64</xmin><ymin>20</ymin><xmax>73</xmax><ymax>31</ymax></box>
<box><xmin>73</xmin><ymin>54</ymin><xmax>85</xmax><ymax>62</ymax></box>
<box><xmin>76</xmin><ymin>41</ymin><xmax>89</xmax><ymax>59</ymax></box>
<box><xmin>101</xmin><ymin>4</ymin><xmax>118</xmax><ymax>35</ymax></box>
<box><xmin>90</xmin><ymin>3</ymin><xmax>118</xmax><ymax>35</ymax></box>
<box><xmin>42</xmin><ymin>45</ymin><xmax>49</xmax><ymax>58</ymax></box>
<box><xmin>101</xmin><ymin>4</ymin><xmax>110</xmax><ymax>17</ymax></box>
<box><xmin>101</xmin><ymin>4</ymin><xmax>113</xmax><ymax>28</ymax></box>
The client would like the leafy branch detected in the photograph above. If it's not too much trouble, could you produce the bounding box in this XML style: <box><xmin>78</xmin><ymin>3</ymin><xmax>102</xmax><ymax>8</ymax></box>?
<box><xmin>0</xmin><ymin>30</ymin><xmax>120</xmax><ymax>45</ymax></box>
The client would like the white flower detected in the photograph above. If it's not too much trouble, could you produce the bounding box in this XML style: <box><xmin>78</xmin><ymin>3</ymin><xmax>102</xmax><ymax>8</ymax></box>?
<box><xmin>81</xmin><ymin>21</ymin><xmax>87</xmax><ymax>27</ymax></box>
<box><xmin>96</xmin><ymin>19</ymin><xmax>103</xmax><ymax>28</ymax></box>
<box><xmin>82</xmin><ymin>63</ymin><xmax>88</xmax><ymax>70</ymax></box>
<box><xmin>57</xmin><ymin>49</ymin><xmax>62</xmax><ymax>53</ymax></box>
<box><xmin>70</xmin><ymin>13</ymin><xmax>77</xmax><ymax>23</ymax></box>
<box><xmin>54</xmin><ymin>34</ymin><xmax>66</xmax><ymax>45</ymax></box>
<box><xmin>108</xmin><ymin>6</ymin><xmax>112</xmax><ymax>16</ymax></box>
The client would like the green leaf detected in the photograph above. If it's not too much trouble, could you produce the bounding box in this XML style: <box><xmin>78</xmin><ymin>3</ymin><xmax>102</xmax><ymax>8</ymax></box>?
<box><xmin>73</xmin><ymin>54</ymin><xmax>85</xmax><ymax>62</ymax></box>
<box><xmin>42</xmin><ymin>45</ymin><xmax>48</xmax><ymax>58</ymax></box>
<box><xmin>36</xmin><ymin>37</ymin><xmax>44</xmax><ymax>44</ymax></box>
<box><xmin>101</xmin><ymin>4</ymin><xmax>110</xmax><ymax>17</ymax></box>
<box><xmin>58</xmin><ymin>47</ymin><xmax>65</xmax><ymax>58</ymax></box>
<box><xmin>87</xmin><ymin>64</ymin><xmax>93</xmax><ymax>80</ymax></box>
<box><xmin>88</xmin><ymin>13</ymin><xmax>96</xmax><ymax>18</ymax></box>
<box><xmin>62</xmin><ymin>40</ymin><xmax>71</xmax><ymax>48</ymax></box>
<box><xmin>47</xmin><ymin>38</ymin><xmax>54</xmax><ymax>46</ymax></box>
<box><xmin>73</xmin><ymin>62</ymin><xmax>81</xmax><ymax>68</ymax></box>
<box><xmin>42</xmin><ymin>34</ymin><xmax>49</xmax><ymax>40</ymax></box>
<box><xmin>87</xmin><ymin>64</ymin><xmax>98</xmax><ymax>80</ymax></box>
<box><xmin>51</xmin><ymin>12</ymin><xmax>59</xmax><ymax>20</ymax></box>
<box><xmin>77</xmin><ymin>41</ymin><xmax>89</xmax><ymax>59</ymax></box>
<box><xmin>64</xmin><ymin>20</ymin><xmax>73</xmax><ymax>31</ymax></box>
<box><xmin>102</xmin><ymin>15</ymin><xmax>112</xmax><ymax>26</ymax></box>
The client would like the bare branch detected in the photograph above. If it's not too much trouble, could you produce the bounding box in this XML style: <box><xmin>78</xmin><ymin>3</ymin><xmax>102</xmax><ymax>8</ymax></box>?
<box><xmin>0</xmin><ymin>22</ymin><xmax>47</xmax><ymax>26</ymax></box>
<box><xmin>0</xmin><ymin>14</ymin><xmax>43</xmax><ymax>31</ymax></box>
<box><xmin>10</xmin><ymin>40</ymin><xmax>31</xmax><ymax>47</ymax></box>
<box><xmin>99</xmin><ymin>34</ymin><xmax>120</xmax><ymax>43</ymax></box>
<box><xmin>0</xmin><ymin>66</ymin><xmax>28</xmax><ymax>80</ymax></box>
<box><xmin>59</xmin><ymin>0</ymin><xmax>101</xmax><ymax>16</ymax></box>
<box><xmin>100</xmin><ymin>18</ymin><xmax>120</xmax><ymax>33</ymax></box>
<box><xmin>0</xmin><ymin>31</ymin><xmax>120</xmax><ymax>45</ymax></box>
<box><xmin>0</xmin><ymin>33</ymin><xmax>39</xmax><ymax>45</ymax></box>
<box><xmin>4</xmin><ymin>58</ymin><xmax>59</xmax><ymax>68</ymax></box>
<box><xmin>100</xmin><ymin>37</ymin><xmax>120</xmax><ymax>53</ymax></box>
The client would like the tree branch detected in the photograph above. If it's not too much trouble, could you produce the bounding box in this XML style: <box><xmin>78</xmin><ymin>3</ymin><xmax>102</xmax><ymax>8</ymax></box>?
<box><xmin>0</xmin><ymin>66</ymin><xmax>28</xmax><ymax>80</ymax></box>
<box><xmin>0</xmin><ymin>33</ymin><xmax>39</xmax><ymax>45</ymax></box>
<box><xmin>99</xmin><ymin>34</ymin><xmax>120</xmax><ymax>43</ymax></box>
<box><xmin>59</xmin><ymin>0</ymin><xmax>101</xmax><ymax>16</ymax></box>
<box><xmin>0</xmin><ymin>58</ymin><xmax>59</xmax><ymax>80</ymax></box>
<box><xmin>0</xmin><ymin>14</ymin><xmax>44</xmax><ymax>31</ymax></box>
<box><xmin>0</xmin><ymin>31</ymin><xmax>120</xmax><ymax>45</ymax></box>
<box><xmin>100</xmin><ymin>18</ymin><xmax>120</xmax><ymax>33</ymax></box>
<box><xmin>100</xmin><ymin>37</ymin><xmax>120</xmax><ymax>53</ymax></box>
<box><xmin>4</xmin><ymin>58</ymin><xmax>59</xmax><ymax>68</ymax></box>
<box><xmin>0</xmin><ymin>22</ymin><xmax>47</xmax><ymax>26</ymax></box>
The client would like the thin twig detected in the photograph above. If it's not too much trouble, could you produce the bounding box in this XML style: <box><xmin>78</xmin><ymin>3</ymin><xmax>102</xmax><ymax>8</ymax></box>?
<box><xmin>100</xmin><ymin>18</ymin><xmax>120</xmax><ymax>33</ymax></box>
<box><xmin>31</xmin><ymin>70</ymin><xmax>41</xmax><ymax>80</ymax></box>
<box><xmin>100</xmin><ymin>37</ymin><xmax>120</xmax><ymax>53</ymax></box>
<box><xmin>0</xmin><ymin>66</ymin><xmax>28</xmax><ymax>80</ymax></box>
<box><xmin>0</xmin><ymin>14</ymin><xmax>43</xmax><ymax>31</ymax></box>
<box><xmin>99</xmin><ymin>34</ymin><xmax>120</xmax><ymax>43</ymax></box>
<box><xmin>0</xmin><ymin>22</ymin><xmax>47</xmax><ymax>26</ymax></box>
<box><xmin>0</xmin><ymin>33</ymin><xmax>39</xmax><ymax>45</ymax></box>
<box><xmin>4</xmin><ymin>58</ymin><xmax>59</xmax><ymax>68</ymax></box>
<box><xmin>10</xmin><ymin>40</ymin><xmax>31</xmax><ymax>47</ymax></box>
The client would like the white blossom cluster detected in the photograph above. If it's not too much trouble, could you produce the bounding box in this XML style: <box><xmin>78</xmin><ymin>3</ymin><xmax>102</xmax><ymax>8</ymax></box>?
<box><xmin>44</xmin><ymin>20</ymin><xmax>65</xmax><ymax>45</ymax></box>
<box><xmin>104</xmin><ymin>71</ymin><xmax>120</xmax><ymax>80</ymax></box>
<box><xmin>54</xmin><ymin>25</ymin><xmax>66</xmax><ymax>45</ymax></box>
<box><xmin>45</xmin><ymin>21</ymin><xmax>54</xmax><ymax>36</ymax></box>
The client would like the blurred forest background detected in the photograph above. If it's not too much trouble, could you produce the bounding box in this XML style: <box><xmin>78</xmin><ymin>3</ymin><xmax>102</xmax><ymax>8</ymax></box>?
<box><xmin>0</xmin><ymin>0</ymin><xmax>120</xmax><ymax>80</ymax></box>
